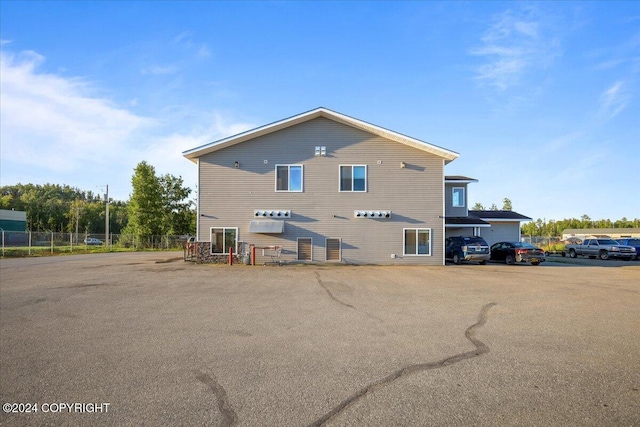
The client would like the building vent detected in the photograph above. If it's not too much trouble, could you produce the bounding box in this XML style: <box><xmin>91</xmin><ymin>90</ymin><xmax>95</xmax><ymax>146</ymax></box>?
<box><xmin>254</xmin><ymin>210</ymin><xmax>291</xmax><ymax>218</ymax></box>
<box><xmin>354</xmin><ymin>210</ymin><xmax>391</xmax><ymax>218</ymax></box>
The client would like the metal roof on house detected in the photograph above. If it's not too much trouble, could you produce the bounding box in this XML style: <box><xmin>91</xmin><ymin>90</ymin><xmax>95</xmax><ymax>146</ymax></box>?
<box><xmin>183</xmin><ymin>107</ymin><xmax>459</xmax><ymax>164</ymax></box>
<box><xmin>445</xmin><ymin>175</ymin><xmax>477</xmax><ymax>182</ymax></box>
<box><xmin>469</xmin><ymin>210</ymin><xmax>532</xmax><ymax>221</ymax></box>
<box><xmin>445</xmin><ymin>217</ymin><xmax>491</xmax><ymax>227</ymax></box>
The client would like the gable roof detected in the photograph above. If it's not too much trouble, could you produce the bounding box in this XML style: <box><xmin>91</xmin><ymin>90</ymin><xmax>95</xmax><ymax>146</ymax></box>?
<box><xmin>183</xmin><ymin>107</ymin><xmax>459</xmax><ymax>164</ymax></box>
<box><xmin>469</xmin><ymin>210</ymin><xmax>532</xmax><ymax>221</ymax></box>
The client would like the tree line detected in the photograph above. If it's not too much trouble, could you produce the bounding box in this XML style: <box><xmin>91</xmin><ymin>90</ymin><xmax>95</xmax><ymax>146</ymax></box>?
<box><xmin>471</xmin><ymin>197</ymin><xmax>639</xmax><ymax>237</ymax></box>
<box><xmin>521</xmin><ymin>216</ymin><xmax>640</xmax><ymax>237</ymax></box>
<box><xmin>0</xmin><ymin>162</ymin><xmax>196</xmax><ymax>239</ymax></box>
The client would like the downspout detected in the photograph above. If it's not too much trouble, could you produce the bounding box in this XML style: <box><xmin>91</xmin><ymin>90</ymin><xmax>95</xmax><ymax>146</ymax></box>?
<box><xmin>196</xmin><ymin>158</ymin><xmax>201</xmax><ymax>242</ymax></box>
<box><xmin>441</xmin><ymin>159</ymin><xmax>445</xmax><ymax>265</ymax></box>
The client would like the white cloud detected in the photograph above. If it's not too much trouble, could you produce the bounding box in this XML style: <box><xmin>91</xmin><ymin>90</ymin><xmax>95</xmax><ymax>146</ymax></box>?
<box><xmin>1</xmin><ymin>49</ymin><xmax>152</xmax><ymax>173</ymax></box>
<box><xmin>599</xmin><ymin>81</ymin><xmax>629</xmax><ymax>119</ymax></box>
<box><xmin>0</xmin><ymin>47</ymin><xmax>253</xmax><ymax>201</ymax></box>
<box><xmin>470</xmin><ymin>7</ymin><xmax>559</xmax><ymax>90</ymax></box>
<box><xmin>172</xmin><ymin>30</ymin><xmax>211</xmax><ymax>60</ymax></box>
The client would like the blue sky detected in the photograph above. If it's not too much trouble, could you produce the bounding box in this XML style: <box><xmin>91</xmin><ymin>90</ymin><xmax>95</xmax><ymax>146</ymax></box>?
<box><xmin>1</xmin><ymin>1</ymin><xmax>638</xmax><ymax>221</ymax></box>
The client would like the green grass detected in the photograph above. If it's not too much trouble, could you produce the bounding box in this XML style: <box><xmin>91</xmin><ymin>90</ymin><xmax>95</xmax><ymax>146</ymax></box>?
<box><xmin>1</xmin><ymin>245</ymin><xmax>182</xmax><ymax>258</ymax></box>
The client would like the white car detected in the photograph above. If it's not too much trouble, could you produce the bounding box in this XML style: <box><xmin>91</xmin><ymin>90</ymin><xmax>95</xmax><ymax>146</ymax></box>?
<box><xmin>84</xmin><ymin>237</ymin><xmax>103</xmax><ymax>245</ymax></box>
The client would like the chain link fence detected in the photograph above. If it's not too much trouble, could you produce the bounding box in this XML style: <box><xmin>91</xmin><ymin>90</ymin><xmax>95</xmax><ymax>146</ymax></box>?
<box><xmin>0</xmin><ymin>230</ymin><xmax>189</xmax><ymax>257</ymax></box>
<box><xmin>521</xmin><ymin>236</ymin><xmax>567</xmax><ymax>255</ymax></box>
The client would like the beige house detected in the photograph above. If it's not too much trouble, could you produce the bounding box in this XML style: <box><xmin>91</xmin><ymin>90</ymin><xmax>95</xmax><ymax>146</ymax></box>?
<box><xmin>183</xmin><ymin>107</ymin><xmax>460</xmax><ymax>265</ymax></box>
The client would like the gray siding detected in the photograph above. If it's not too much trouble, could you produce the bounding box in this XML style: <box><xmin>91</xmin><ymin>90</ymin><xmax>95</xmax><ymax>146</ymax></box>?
<box><xmin>197</xmin><ymin>117</ymin><xmax>445</xmax><ymax>265</ymax></box>
<box><xmin>479</xmin><ymin>222</ymin><xmax>521</xmax><ymax>246</ymax></box>
<box><xmin>444</xmin><ymin>183</ymin><xmax>468</xmax><ymax>217</ymax></box>
<box><xmin>445</xmin><ymin>227</ymin><xmax>475</xmax><ymax>239</ymax></box>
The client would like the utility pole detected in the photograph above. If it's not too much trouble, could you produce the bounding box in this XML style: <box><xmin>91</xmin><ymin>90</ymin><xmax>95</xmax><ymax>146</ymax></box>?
<box><xmin>105</xmin><ymin>185</ymin><xmax>110</xmax><ymax>249</ymax></box>
<box><xmin>75</xmin><ymin>205</ymin><xmax>80</xmax><ymax>245</ymax></box>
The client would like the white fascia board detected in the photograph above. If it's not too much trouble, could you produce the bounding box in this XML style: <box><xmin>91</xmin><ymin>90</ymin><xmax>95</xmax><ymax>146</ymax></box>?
<box><xmin>182</xmin><ymin>107</ymin><xmax>460</xmax><ymax>164</ymax></box>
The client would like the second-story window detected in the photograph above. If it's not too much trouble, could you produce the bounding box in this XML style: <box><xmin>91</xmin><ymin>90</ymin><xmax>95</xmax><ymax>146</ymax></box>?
<box><xmin>339</xmin><ymin>165</ymin><xmax>367</xmax><ymax>192</ymax></box>
<box><xmin>276</xmin><ymin>165</ymin><xmax>303</xmax><ymax>192</ymax></box>
<box><xmin>452</xmin><ymin>187</ymin><xmax>465</xmax><ymax>207</ymax></box>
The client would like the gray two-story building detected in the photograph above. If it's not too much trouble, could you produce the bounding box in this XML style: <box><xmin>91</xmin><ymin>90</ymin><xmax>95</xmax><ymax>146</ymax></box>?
<box><xmin>183</xmin><ymin>107</ymin><xmax>530</xmax><ymax>264</ymax></box>
<box><xmin>183</xmin><ymin>107</ymin><xmax>462</xmax><ymax>265</ymax></box>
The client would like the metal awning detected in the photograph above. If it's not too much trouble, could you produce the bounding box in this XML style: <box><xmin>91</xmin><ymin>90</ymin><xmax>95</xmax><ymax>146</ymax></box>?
<box><xmin>249</xmin><ymin>220</ymin><xmax>285</xmax><ymax>234</ymax></box>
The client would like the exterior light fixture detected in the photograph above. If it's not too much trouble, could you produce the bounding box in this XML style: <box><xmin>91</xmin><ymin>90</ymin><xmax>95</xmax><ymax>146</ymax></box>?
<box><xmin>234</xmin><ymin>161</ymin><xmax>240</xmax><ymax>168</ymax></box>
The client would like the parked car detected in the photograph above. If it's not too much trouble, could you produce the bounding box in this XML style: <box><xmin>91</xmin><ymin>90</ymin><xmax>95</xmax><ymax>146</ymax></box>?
<box><xmin>615</xmin><ymin>238</ymin><xmax>640</xmax><ymax>260</ymax></box>
<box><xmin>445</xmin><ymin>236</ymin><xmax>490</xmax><ymax>265</ymax></box>
<box><xmin>84</xmin><ymin>237</ymin><xmax>103</xmax><ymax>245</ymax></box>
<box><xmin>566</xmin><ymin>238</ymin><xmax>636</xmax><ymax>260</ymax></box>
<box><xmin>490</xmin><ymin>241</ymin><xmax>546</xmax><ymax>266</ymax></box>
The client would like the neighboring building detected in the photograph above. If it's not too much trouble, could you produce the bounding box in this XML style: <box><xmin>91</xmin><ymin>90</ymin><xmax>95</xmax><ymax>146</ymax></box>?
<box><xmin>0</xmin><ymin>209</ymin><xmax>27</xmax><ymax>232</ymax></box>
<box><xmin>469</xmin><ymin>210</ymin><xmax>532</xmax><ymax>246</ymax></box>
<box><xmin>444</xmin><ymin>176</ymin><xmax>491</xmax><ymax>237</ymax></box>
<box><xmin>183</xmin><ymin>107</ymin><xmax>459</xmax><ymax>265</ymax></box>
<box><xmin>443</xmin><ymin>177</ymin><xmax>531</xmax><ymax>247</ymax></box>
<box><xmin>562</xmin><ymin>228</ymin><xmax>640</xmax><ymax>240</ymax></box>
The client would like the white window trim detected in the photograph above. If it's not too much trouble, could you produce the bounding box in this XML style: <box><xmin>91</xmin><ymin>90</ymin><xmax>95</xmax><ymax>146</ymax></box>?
<box><xmin>452</xmin><ymin>187</ymin><xmax>465</xmax><ymax>208</ymax></box>
<box><xmin>210</xmin><ymin>227</ymin><xmax>238</xmax><ymax>255</ymax></box>
<box><xmin>338</xmin><ymin>164</ymin><xmax>367</xmax><ymax>192</ymax></box>
<box><xmin>297</xmin><ymin>237</ymin><xmax>313</xmax><ymax>261</ymax></box>
<box><xmin>325</xmin><ymin>238</ymin><xmax>342</xmax><ymax>262</ymax></box>
<box><xmin>275</xmin><ymin>164</ymin><xmax>304</xmax><ymax>192</ymax></box>
<box><xmin>403</xmin><ymin>228</ymin><xmax>432</xmax><ymax>256</ymax></box>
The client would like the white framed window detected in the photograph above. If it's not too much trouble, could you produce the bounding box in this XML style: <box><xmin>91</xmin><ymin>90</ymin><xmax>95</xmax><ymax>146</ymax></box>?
<box><xmin>210</xmin><ymin>227</ymin><xmax>238</xmax><ymax>254</ymax></box>
<box><xmin>276</xmin><ymin>165</ymin><xmax>303</xmax><ymax>192</ymax></box>
<box><xmin>339</xmin><ymin>165</ymin><xmax>367</xmax><ymax>192</ymax></box>
<box><xmin>452</xmin><ymin>187</ymin><xmax>465</xmax><ymax>207</ymax></box>
<box><xmin>403</xmin><ymin>228</ymin><xmax>431</xmax><ymax>256</ymax></box>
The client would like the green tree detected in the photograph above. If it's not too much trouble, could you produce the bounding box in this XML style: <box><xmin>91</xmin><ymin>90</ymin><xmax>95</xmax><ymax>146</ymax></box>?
<box><xmin>159</xmin><ymin>173</ymin><xmax>195</xmax><ymax>235</ymax></box>
<box><xmin>490</xmin><ymin>203</ymin><xmax>498</xmax><ymax>210</ymax></box>
<box><xmin>472</xmin><ymin>202</ymin><xmax>485</xmax><ymax>210</ymax></box>
<box><xmin>123</xmin><ymin>162</ymin><xmax>195</xmax><ymax>243</ymax></box>
<box><xmin>502</xmin><ymin>198</ymin><xmax>512</xmax><ymax>211</ymax></box>
<box><xmin>124</xmin><ymin>162</ymin><xmax>165</xmax><ymax>240</ymax></box>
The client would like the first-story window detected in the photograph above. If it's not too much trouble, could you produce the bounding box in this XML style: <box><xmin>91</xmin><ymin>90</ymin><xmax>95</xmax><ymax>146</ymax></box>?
<box><xmin>339</xmin><ymin>165</ymin><xmax>367</xmax><ymax>192</ymax></box>
<box><xmin>404</xmin><ymin>228</ymin><xmax>431</xmax><ymax>256</ymax></box>
<box><xmin>276</xmin><ymin>165</ymin><xmax>303</xmax><ymax>192</ymax></box>
<box><xmin>211</xmin><ymin>227</ymin><xmax>238</xmax><ymax>254</ymax></box>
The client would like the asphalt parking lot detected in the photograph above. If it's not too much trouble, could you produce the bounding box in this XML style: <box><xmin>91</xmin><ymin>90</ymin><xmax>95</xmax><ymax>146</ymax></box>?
<box><xmin>1</xmin><ymin>253</ymin><xmax>639</xmax><ymax>426</ymax></box>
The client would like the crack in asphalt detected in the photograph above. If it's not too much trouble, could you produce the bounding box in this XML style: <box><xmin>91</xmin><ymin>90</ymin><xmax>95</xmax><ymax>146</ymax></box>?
<box><xmin>315</xmin><ymin>272</ymin><xmax>355</xmax><ymax>309</ymax></box>
<box><xmin>194</xmin><ymin>370</ymin><xmax>238</xmax><ymax>427</ymax></box>
<box><xmin>307</xmin><ymin>302</ymin><xmax>497</xmax><ymax>427</ymax></box>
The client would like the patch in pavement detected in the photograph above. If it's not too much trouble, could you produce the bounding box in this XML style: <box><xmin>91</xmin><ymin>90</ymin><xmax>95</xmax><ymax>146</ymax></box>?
<box><xmin>307</xmin><ymin>302</ymin><xmax>497</xmax><ymax>426</ymax></box>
